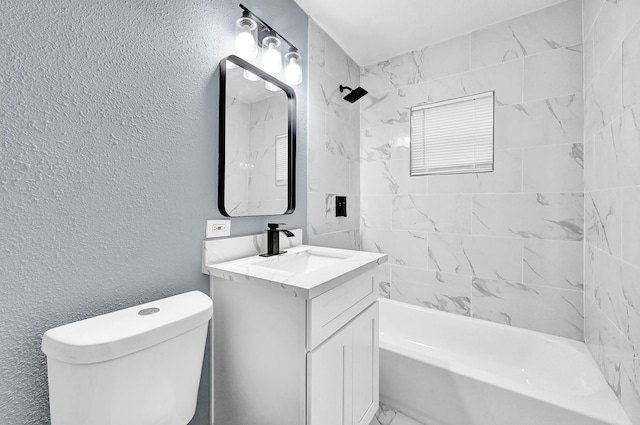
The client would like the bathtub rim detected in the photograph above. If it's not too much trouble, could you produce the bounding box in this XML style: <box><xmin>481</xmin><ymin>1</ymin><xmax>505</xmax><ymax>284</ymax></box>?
<box><xmin>378</xmin><ymin>298</ymin><xmax>632</xmax><ymax>425</ymax></box>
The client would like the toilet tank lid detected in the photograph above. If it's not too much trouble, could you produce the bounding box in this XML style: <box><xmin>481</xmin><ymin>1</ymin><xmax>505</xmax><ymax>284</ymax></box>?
<box><xmin>41</xmin><ymin>291</ymin><xmax>213</xmax><ymax>365</ymax></box>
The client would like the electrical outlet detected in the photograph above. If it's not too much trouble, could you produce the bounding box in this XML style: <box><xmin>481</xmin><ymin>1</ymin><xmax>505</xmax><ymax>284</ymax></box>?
<box><xmin>206</xmin><ymin>219</ymin><xmax>231</xmax><ymax>238</ymax></box>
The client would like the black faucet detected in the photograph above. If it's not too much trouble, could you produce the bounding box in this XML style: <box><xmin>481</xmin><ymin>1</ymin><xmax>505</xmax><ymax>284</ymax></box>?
<box><xmin>260</xmin><ymin>223</ymin><xmax>295</xmax><ymax>257</ymax></box>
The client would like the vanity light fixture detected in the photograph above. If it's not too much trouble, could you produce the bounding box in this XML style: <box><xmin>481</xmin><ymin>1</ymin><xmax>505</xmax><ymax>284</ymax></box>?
<box><xmin>236</xmin><ymin>4</ymin><xmax>303</xmax><ymax>85</ymax></box>
<box><xmin>243</xmin><ymin>69</ymin><xmax>261</xmax><ymax>81</ymax></box>
<box><xmin>284</xmin><ymin>50</ymin><xmax>302</xmax><ymax>86</ymax></box>
<box><xmin>262</xmin><ymin>34</ymin><xmax>282</xmax><ymax>73</ymax></box>
<box><xmin>264</xmin><ymin>81</ymin><xmax>280</xmax><ymax>91</ymax></box>
<box><xmin>235</xmin><ymin>13</ymin><xmax>258</xmax><ymax>60</ymax></box>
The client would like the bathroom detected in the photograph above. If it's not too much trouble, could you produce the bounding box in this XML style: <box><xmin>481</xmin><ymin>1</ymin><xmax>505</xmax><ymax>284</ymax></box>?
<box><xmin>1</xmin><ymin>0</ymin><xmax>639</xmax><ymax>424</ymax></box>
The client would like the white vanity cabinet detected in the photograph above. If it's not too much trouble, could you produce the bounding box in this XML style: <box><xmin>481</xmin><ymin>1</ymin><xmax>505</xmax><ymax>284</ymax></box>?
<box><xmin>208</xmin><ymin>252</ymin><xmax>383</xmax><ymax>425</ymax></box>
<box><xmin>308</xmin><ymin>303</ymin><xmax>379</xmax><ymax>425</ymax></box>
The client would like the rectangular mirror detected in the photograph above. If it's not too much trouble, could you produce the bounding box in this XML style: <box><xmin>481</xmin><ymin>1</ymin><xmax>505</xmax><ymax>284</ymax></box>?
<box><xmin>219</xmin><ymin>55</ymin><xmax>296</xmax><ymax>217</ymax></box>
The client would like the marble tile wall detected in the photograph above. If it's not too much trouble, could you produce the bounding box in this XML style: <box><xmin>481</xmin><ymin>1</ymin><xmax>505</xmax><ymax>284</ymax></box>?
<box><xmin>307</xmin><ymin>20</ymin><xmax>361</xmax><ymax>249</ymax></box>
<box><xmin>583</xmin><ymin>0</ymin><xmax>640</xmax><ymax>422</ymax></box>
<box><xmin>359</xmin><ymin>0</ymin><xmax>585</xmax><ymax>340</ymax></box>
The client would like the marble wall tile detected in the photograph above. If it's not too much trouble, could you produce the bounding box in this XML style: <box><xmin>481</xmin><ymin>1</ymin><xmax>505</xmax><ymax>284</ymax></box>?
<box><xmin>391</xmin><ymin>266</ymin><xmax>471</xmax><ymax>316</ymax></box>
<box><xmin>589</xmin><ymin>107</ymin><xmax>640</xmax><ymax>190</ymax></box>
<box><xmin>584</xmin><ymin>46</ymin><xmax>623</xmax><ymax>138</ymax></box>
<box><xmin>427</xmin><ymin>149</ymin><xmax>522</xmax><ymax>194</ymax></box>
<box><xmin>360</xmin><ymin>195</ymin><xmax>392</xmax><ymax>230</ymax></box>
<box><xmin>361</xmin><ymin>126</ymin><xmax>392</xmax><ymax>163</ymax></box>
<box><xmin>390</xmin><ymin>123</ymin><xmax>410</xmax><ymax>161</ymax></box>
<box><xmin>361</xmin><ymin>61</ymin><xmax>392</xmax><ymax>95</ymax></box>
<box><xmin>325</xmin><ymin>113</ymin><xmax>359</xmax><ymax>161</ymax></box>
<box><xmin>360</xmin><ymin>84</ymin><xmax>428</xmax><ymax>129</ymax></box>
<box><xmin>583</xmin><ymin>0</ymin><xmax>605</xmax><ymax>36</ymax></box>
<box><xmin>591</xmin><ymin>246</ymin><xmax>626</xmax><ymax>334</ymax></box>
<box><xmin>585</xmin><ymin>297</ymin><xmax>635</xmax><ymax>401</ymax></box>
<box><xmin>308</xmin><ymin>147</ymin><xmax>351</xmax><ymax>194</ymax></box>
<box><xmin>617</xmin><ymin>106</ymin><xmax>640</xmax><ymax>186</ymax></box>
<box><xmin>623</xmin><ymin>21</ymin><xmax>640</xmax><ymax>110</ymax></box>
<box><xmin>620</xmin><ymin>262</ymin><xmax>640</xmax><ymax>348</ymax></box>
<box><xmin>472</xmin><ymin>277</ymin><xmax>584</xmax><ymax>339</ymax></box>
<box><xmin>324</xmin><ymin>33</ymin><xmax>359</xmax><ymax>86</ymax></box>
<box><xmin>309</xmin><ymin>19</ymin><xmax>326</xmax><ymax>68</ymax></box>
<box><xmin>391</xmin><ymin>194</ymin><xmax>472</xmax><ymax>234</ymax></box>
<box><xmin>308</xmin><ymin>191</ymin><xmax>327</xmax><ymax>237</ymax></box>
<box><xmin>586</xmin><ymin>189</ymin><xmax>622</xmax><ymax>256</ymax></box>
<box><xmin>357</xmin><ymin>3</ymin><xmax>585</xmax><ymax>342</ymax></box>
<box><xmin>523</xmin><ymin>45</ymin><xmax>583</xmax><ymax>102</ymax></box>
<box><xmin>428</xmin><ymin>234</ymin><xmax>522</xmax><ymax>281</ymax></box>
<box><xmin>584</xmin><ymin>28</ymin><xmax>595</xmax><ymax>85</ymax></box>
<box><xmin>309</xmin><ymin>61</ymin><xmax>350</xmax><ymax>121</ymax></box>
<box><xmin>323</xmin><ymin>194</ymin><xmax>360</xmax><ymax>234</ymax></box>
<box><xmin>585</xmin><ymin>243</ymin><xmax>596</xmax><ymax>301</ymax></box>
<box><xmin>494</xmin><ymin>94</ymin><xmax>584</xmax><ymax>149</ymax></box>
<box><xmin>522</xmin><ymin>143</ymin><xmax>584</xmax><ymax>193</ymax></box>
<box><xmin>472</xmin><ymin>193</ymin><xmax>584</xmax><ymax>241</ymax></box>
<box><xmin>593</xmin><ymin>0</ymin><xmax>629</xmax><ymax>70</ymax></box>
<box><xmin>621</xmin><ymin>353</ymin><xmax>640</xmax><ymax>425</ymax></box>
<box><xmin>374</xmin><ymin>263</ymin><xmax>392</xmax><ymax>298</ymax></box>
<box><xmin>470</xmin><ymin>0</ymin><xmax>582</xmax><ymax>69</ymax></box>
<box><xmin>361</xmin><ymin>228</ymin><xmax>429</xmax><ymax>268</ymax></box>
<box><xmin>309</xmin><ymin>228</ymin><xmax>361</xmax><ymax>251</ymax></box>
<box><xmin>428</xmin><ymin>59</ymin><xmax>524</xmax><ymax>106</ymax></box>
<box><xmin>387</xmin><ymin>35</ymin><xmax>469</xmax><ymax>88</ymax></box>
<box><xmin>584</xmin><ymin>136</ymin><xmax>595</xmax><ymax>192</ymax></box>
<box><xmin>622</xmin><ymin>187</ymin><xmax>640</xmax><ymax>268</ymax></box>
<box><xmin>523</xmin><ymin>239</ymin><xmax>583</xmax><ymax>290</ymax></box>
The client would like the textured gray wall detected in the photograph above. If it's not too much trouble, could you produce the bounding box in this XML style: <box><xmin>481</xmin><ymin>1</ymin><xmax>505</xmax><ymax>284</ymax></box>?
<box><xmin>0</xmin><ymin>1</ymin><xmax>308</xmax><ymax>423</ymax></box>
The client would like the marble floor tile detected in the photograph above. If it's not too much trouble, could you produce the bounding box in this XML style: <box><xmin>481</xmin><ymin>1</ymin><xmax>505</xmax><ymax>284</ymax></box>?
<box><xmin>369</xmin><ymin>404</ymin><xmax>426</xmax><ymax>425</ymax></box>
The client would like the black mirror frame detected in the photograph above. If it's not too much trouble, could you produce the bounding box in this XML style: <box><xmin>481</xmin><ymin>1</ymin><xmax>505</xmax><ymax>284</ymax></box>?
<box><xmin>218</xmin><ymin>55</ymin><xmax>296</xmax><ymax>217</ymax></box>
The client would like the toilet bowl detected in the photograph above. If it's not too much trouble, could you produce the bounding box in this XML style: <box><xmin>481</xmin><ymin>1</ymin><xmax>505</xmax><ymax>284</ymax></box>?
<box><xmin>41</xmin><ymin>291</ymin><xmax>213</xmax><ymax>425</ymax></box>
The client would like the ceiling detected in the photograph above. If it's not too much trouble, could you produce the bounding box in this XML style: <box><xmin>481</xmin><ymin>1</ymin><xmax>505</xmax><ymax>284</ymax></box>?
<box><xmin>293</xmin><ymin>0</ymin><xmax>567</xmax><ymax>66</ymax></box>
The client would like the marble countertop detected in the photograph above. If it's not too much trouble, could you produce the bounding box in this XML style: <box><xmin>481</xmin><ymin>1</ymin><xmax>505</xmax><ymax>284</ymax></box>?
<box><xmin>205</xmin><ymin>244</ymin><xmax>387</xmax><ymax>299</ymax></box>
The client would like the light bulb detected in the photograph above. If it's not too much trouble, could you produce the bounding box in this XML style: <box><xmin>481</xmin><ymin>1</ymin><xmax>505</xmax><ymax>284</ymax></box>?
<box><xmin>284</xmin><ymin>51</ymin><xmax>302</xmax><ymax>86</ymax></box>
<box><xmin>235</xmin><ymin>17</ymin><xmax>257</xmax><ymax>60</ymax></box>
<box><xmin>243</xmin><ymin>69</ymin><xmax>261</xmax><ymax>81</ymax></box>
<box><xmin>265</xmin><ymin>81</ymin><xmax>279</xmax><ymax>91</ymax></box>
<box><xmin>262</xmin><ymin>36</ymin><xmax>282</xmax><ymax>73</ymax></box>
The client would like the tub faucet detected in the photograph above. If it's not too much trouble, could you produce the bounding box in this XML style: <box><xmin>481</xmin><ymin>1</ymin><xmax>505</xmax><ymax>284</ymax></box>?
<box><xmin>260</xmin><ymin>223</ymin><xmax>295</xmax><ymax>257</ymax></box>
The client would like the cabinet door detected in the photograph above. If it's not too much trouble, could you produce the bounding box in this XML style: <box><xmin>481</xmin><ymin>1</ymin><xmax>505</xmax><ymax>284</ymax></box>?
<box><xmin>352</xmin><ymin>303</ymin><xmax>379</xmax><ymax>425</ymax></box>
<box><xmin>307</xmin><ymin>323</ymin><xmax>353</xmax><ymax>425</ymax></box>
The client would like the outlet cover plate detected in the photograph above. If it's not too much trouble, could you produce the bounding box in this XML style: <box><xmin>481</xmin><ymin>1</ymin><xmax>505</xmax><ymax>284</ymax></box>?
<box><xmin>206</xmin><ymin>219</ymin><xmax>231</xmax><ymax>238</ymax></box>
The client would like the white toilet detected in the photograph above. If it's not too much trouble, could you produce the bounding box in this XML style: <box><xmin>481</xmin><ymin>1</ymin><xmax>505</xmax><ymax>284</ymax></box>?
<box><xmin>41</xmin><ymin>290</ymin><xmax>213</xmax><ymax>425</ymax></box>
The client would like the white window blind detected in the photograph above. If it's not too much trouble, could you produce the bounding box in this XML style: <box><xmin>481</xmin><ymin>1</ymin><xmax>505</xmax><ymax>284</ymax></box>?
<box><xmin>275</xmin><ymin>133</ymin><xmax>288</xmax><ymax>186</ymax></box>
<box><xmin>410</xmin><ymin>91</ymin><xmax>494</xmax><ymax>176</ymax></box>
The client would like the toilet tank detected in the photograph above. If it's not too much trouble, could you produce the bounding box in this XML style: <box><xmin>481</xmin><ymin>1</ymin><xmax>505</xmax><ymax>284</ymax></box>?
<box><xmin>41</xmin><ymin>291</ymin><xmax>213</xmax><ymax>425</ymax></box>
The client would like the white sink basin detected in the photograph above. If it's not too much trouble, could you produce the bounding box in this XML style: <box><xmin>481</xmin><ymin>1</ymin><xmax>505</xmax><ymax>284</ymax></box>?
<box><xmin>254</xmin><ymin>250</ymin><xmax>353</xmax><ymax>274</ymax></box>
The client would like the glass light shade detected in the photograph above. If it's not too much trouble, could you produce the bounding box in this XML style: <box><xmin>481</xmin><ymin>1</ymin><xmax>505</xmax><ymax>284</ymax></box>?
<box><xmin>235</xmin><ymin>17</ymin><xmax>258</xmax><ymax>59</ymax></box>
<box><xmin>243</xmin><ymin>69</ymin><xmax>261</xmax><ymax>81</ymax></box>
<box><xmin>265</xmin><ymin>81</ymin><xmax>280</xmax><ymax>91</ymax></box>
<box><xmin>262</xmin><ymin>35</ymin><xmax>282</xmax><ymax>73</ymax></box>
<box><xmin>284</xmin><ymin>51</ymin><xmax>302</xmax><ymax>86</ymax></box>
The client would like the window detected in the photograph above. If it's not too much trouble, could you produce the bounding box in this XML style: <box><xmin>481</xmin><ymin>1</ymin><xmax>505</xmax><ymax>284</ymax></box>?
<box><xmin>275</xmin><ymin>133</ymin><xmax>288</xmax><ymax>186</ymax></box>
<box><xmin>410</xmin><ymin>91</ymin><xmax>494</xmax><ymax>176</ymax></box>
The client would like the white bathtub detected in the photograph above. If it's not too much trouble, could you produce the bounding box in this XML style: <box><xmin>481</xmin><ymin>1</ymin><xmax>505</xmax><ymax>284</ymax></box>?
<box><xmin>379</xmin><ymin>299</ymin><xmax>631</xmax><ymax>425</ymax></box>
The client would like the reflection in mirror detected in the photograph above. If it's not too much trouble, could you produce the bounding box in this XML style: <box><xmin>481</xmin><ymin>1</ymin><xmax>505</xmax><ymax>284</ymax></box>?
<box><xmin>219</xmin><ymin>55</ymin><xmax>295</xmax><ymax>217</ymax></box>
